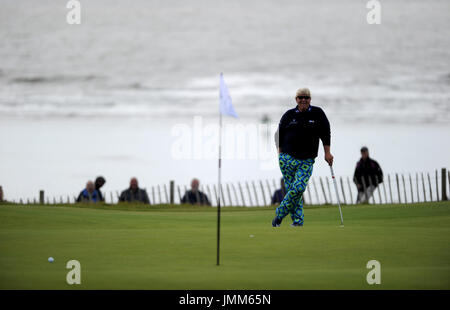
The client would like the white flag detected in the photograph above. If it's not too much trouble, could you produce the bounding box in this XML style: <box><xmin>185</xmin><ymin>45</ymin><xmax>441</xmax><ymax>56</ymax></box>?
<box><xmin>219</xmin><ymin>73</ymin><xmax>238</xmax><ymax>118</ymax></box>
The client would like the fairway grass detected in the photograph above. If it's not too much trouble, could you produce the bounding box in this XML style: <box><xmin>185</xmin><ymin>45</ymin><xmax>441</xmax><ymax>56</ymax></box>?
<box><xmin>0</xmin><ymin>202</ymin><xmax>449</xmax><ymax>289</ymax></box>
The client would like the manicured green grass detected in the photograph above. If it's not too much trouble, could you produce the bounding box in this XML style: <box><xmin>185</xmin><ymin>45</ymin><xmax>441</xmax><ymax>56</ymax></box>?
<box><xmin>0</xmin><ymin>202</ymin><xmax>449</xmax><ymax>289</ymax></box>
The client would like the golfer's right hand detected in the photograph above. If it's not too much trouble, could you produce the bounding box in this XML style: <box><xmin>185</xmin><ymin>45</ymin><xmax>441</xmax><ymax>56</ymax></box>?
<box><xmin>325</xmin><ymin>152</ymin><xmax>334</xmax><ymax>166</ymax></box>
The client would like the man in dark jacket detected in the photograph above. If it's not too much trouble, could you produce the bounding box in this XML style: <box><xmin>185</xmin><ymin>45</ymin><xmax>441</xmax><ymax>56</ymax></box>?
<box><xmin>272</xmin><ymin>88</ymin><xmax>334</xmax><ymax>227</ymax></box>
<box><xmin>353</xmin><ymin>146</ymin><xmax>383</xmax><ymax>203</ymax></box>
<box><xmin>119</xmin><ymin>177</ymin><xmax>150</xmax><ymax>204</ymax></box>
<box><xmin>181</xmin><ymin>178</ymin><xmax>210</xmax><ymax>206</ymax></box>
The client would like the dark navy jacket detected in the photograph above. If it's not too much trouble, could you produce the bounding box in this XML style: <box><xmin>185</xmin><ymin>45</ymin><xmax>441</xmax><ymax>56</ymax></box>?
<box><xmin>181</xmin><ymin>190</ymin><xmax>210</xmax><ymax>206</ymax></box>
<box><xmin>119</xmin><ymin>188</ymin><xmax>150</xmax><ymax>204</ymax></box>
<box><xmin>275</xmin><ymin>105</ymin><xmax>331</xmax><ymax>160</ymax></box>
<box><xmin>353</xmin><ymin>157</ymin><xmax>383</xmax><ymax>190</ymax></box>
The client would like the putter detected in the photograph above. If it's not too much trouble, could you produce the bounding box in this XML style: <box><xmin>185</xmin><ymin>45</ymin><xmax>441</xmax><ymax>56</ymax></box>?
<box><xmin>329</xmin><ymin>165</ymin><xmax>344</xmax><ymax>227</ymax></box>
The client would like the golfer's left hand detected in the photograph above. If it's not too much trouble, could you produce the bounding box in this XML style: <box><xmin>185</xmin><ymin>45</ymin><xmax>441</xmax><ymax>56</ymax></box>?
<box><xmin>325</xmin><ymin>152</ymin><xmax>334</xmax><ymax>166</ymax></box>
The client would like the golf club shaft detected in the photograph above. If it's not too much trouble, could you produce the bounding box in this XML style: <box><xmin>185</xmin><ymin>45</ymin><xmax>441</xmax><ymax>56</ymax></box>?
<box><xmin>330</xmin><ymin>165</ymin><xmax>344</xmax><ymax>226</ymax></box>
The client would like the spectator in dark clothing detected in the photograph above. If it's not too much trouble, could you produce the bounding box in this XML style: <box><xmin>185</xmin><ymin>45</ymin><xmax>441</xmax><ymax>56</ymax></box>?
<box><xmin>76</xmin><ymin>181</ymin><xmax>100</xmax><ymax>203</ymax></box>
<box><xmin>0</xmin><ymin>186</ymin><xmax>4</xmax><ymax>202</ymax></box>
<box><xmin>95</xmin><ymin>176</ymin><xmax>106</xmax><ymax>202</ymax></box>
<box><xmin>181</xmin><ymin>178</ymin><xmax>210</xmax><ymax>206</ymax></box>
<box><xmin>271</xmin><ymin>178</ymin><xmax>286</xmax><ymax>205</ymax></box>
<box><xmin>353</xmin><ymin>146</ymin><xmax>383</xmax><ymax>203</ymax></box>
<box><xmin>119</xmin><ymin>177</ymin><xmax>150</xmax><ymax>204</ymax></box>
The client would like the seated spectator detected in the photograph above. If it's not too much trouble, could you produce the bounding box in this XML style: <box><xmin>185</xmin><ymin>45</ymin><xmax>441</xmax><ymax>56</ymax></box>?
<box><xmin>95</xmin><ymin>176</ymin><xmax>106</xmax><ymax>202</ymax></box>
<box><xmin>119</xmin><ymin>177</ymin><xmax>150</xmax><ymax>204</ymax></box>
<box><xmin>271</xmin><ymin>178</ymin><xmax>286</xmax><ymax>205</ymax></box>
<box><xmin>181</xmin><ymin>178</ymin><xmax>210</xmax><ymax>206</ymax></box>
<box><xmin>76</xmin><ymin>181</ymin><xmax>100</xmax><ymax>203</ymax></box>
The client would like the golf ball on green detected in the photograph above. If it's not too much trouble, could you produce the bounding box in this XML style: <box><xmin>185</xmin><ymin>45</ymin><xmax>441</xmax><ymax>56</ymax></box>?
<box><xmin>48</xmin><ymin>257</ymin><xmax>54</xmax><ymax>263</ymax></box>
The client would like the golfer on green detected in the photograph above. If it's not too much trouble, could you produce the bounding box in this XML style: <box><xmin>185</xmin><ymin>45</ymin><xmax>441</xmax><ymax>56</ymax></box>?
<box><xmin>273</xmin><ymin>88</ymin><xmax>333</xmax><ymax>227</ymax></box>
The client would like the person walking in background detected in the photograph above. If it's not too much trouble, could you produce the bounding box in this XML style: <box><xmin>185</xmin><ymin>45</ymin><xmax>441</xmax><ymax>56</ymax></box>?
<box><xmin>181</xmin><ymin>178</ymin><xmax>210</xmax><ymax>206</ymax></box>
<box><xmin>272</xmin><ymin>88</ymin><xmax>333</xmax><ymax>227</ymax></box>
<box><xmin>95</xmin><ymin>176</ymin><xmax>106</xmax><ymax>202</ymax></box>
<box><xmin>271</xmin><ymin>178</ymin><xmax>286</xmax><ymax>205</ymax></box>
<box><xmin>353</xmin><ymin>146</ymin><xmax>383</xmax><ymax>204</ymax></box>
<box><xmin>76</xmin><ymin>181</ymin><xmax>100</xmax><ymax>203</ymax></box>
<box><xmin>119</xmin><ymin>177</ymin><xmax>150</xmax><ymax>204</ymax></box>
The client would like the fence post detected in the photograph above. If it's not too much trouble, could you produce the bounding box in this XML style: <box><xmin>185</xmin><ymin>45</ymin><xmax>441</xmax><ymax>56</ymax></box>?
<box><xmin>421</xmin><ymin>173</ymin><xmax>427</xmax><ymax>202</ymax></box>
<box><xmin>347</xmin><ymin>177</ymin><xmax>354</xmax><ymax>204</ymax></box>
<box><xmin>435</xmin><ymin>170</ymin><xmax>440</xmax><ymax>202</ymax></box>
<box><xmin>246</xmin><ymin>182</ymin><xmax>254</xmax><ymax>206</ymax></box>
<box><xmin>306</xmin><ymin>182</ymin><xmax>312</xmax><ymax>205</ymax></box>
<box><xmin>375</xmin><ymin>175</ymin><xmax>382</xmax><ymax>204</ymax></box>
<box><xmin>177</xmin><ymin>185</ymin><xmax>182</xmax><ymax>204</ymax></box>
<box><xmin>39</xmin><ymin>190</ymin><xmax>45</xmax><ymax>204</ymax></box>
<box><xmin>164</xmin><ymin>184</ymin><xmax>169</xmax><ymax>204</ymax></box>
<box><xmin>395</xmin><ymin>174</ymin><xmax>401</xmax><ymax>204</ymax></box>
<box><xmin>339</xmin><ymin>177</ymin><xmax>347</xmax><ymax>205</ymax></box>
<box><xmin>206</xmin><ymin>185</ymin><xmax>213</xmax><ymax>206</ymax></box>
<box><xmin>312</xmin><ymin>178</ymin><xmax>320</xmax><ymax>205</ymax></box>
<box><xmin>251</xmin><ymin>181</ymin><xmax>259</xmax><ymax>206</ymax></box>
<box><xmin>401</xmin><ymin>174</ymin><xmax>407</xmax><ymax>204</ymax></box>
<box><xmin>427</xmin><ymin>173</ymin><xmax>433</xmax><ymax>202</ymax></box>
<box><xmin>219</xmin><ymin>184</ymin><xmax>226</xmax><ymax>207</ymax></box>
<box><xmin>226</xmin><ymin>184</ymin><xmax>233</xmax><ymax>207</ymax></box>
<box><xmin>213</xmin><ymin>184</ymin><xmax>219</xmax><ymax>206</ymax></box>
<box><xmin>238</xmin><ymin>182</ymin><xmax>246</xmax><ymax>207</ymax></box>
<box><xmin>319</xmin><ymin>177</ymin><xmax>328</xmax><ymax>204</ymax></box>
<box><xmin>169</xmin><ymin>181</ymin><xmax>174</xmax><ymax>204</ymax></box>
<box><xmin>381</xmin><ymin>177</ymin><xmax>387</xmax><ymax>204</ymax></box>
<box><xmin>407</xmin><ymin>174</ymin><xmax>414</xmax><ymax>203</ymax></box>
<box><xmin>231</xmin><ymin>183</ymin><xmax>239</xmax><ymax>207</ymax></box>
<box><xmin>259</xmin><ymin>181</ymin><xmax>267</xmax><ymax>206</ymax></box>
<box><xmin>415</xmin><ymin>173</ymin><xmax>420</xmax><ymax>202</ymax></box>
<box><xmin>442</xmin><ymin>168</ymin><xmax>448</xmax><ymax>201</ymax></box>
<box><xmin>367</xmin><ymin>177</ymin><xmax>376</xmax><ymax>204</ymax></box>
<box><xmin>156</xmin><ymin>185</ymin><xmax>161</xmax><ymax>204</ymax></box>
<box><xmin>266</xmin><ymin>180</ymin><xmax>273</xmax><ymax>205</ymax></box>
<box><xmin>326</xmin><ymin>177</ymin><xmax>333</xmax><ymax>204</ymax></box>
<box><xmin>388</xmin><ymin>174</ymin><xmax>393</xmax><ymax>204</ymax></box>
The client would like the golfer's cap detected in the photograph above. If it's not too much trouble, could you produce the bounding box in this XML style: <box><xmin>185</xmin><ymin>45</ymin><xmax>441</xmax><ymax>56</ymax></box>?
<box><xmin>296</xmin><ymin>88</ymin><xmax>311</xmax><ymax>98</ymax></box>
<box><xmin>361</xmin><ymin>146</ymin><xmax>369</xmax><ymax>152</ymax></box>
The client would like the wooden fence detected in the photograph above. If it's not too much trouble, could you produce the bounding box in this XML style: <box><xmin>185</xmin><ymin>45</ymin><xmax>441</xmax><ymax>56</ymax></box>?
<box><xmin>6</xmin><ymin>168</ymin><xmax>449</xmax><ymax>207</ymax></box>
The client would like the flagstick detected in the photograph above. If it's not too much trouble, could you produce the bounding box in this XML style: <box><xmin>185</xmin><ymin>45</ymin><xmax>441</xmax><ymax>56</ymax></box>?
<box><xmin>217</xmin><ymin>72</ymin><xmax>237</xmax><ymax>266</ymax></box>
<box><xmin>217</xmin><ymin>110</ymin><xmax>223</xmax><ymax>266</ymax></box>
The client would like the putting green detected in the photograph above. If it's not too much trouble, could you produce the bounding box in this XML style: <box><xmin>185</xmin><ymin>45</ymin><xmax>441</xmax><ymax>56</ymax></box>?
<box><xmin>0</xmin><ymin>202</ymin><xmax>449</xmax><ymax>289</ymax></box>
